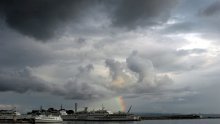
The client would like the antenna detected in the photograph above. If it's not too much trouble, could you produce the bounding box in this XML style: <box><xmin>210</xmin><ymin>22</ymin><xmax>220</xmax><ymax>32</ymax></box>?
<box><xmin>60</xmin><ymin>104</ymin><xmax>63</xmax><ymax>110</ymax></box>
<box><xmin>75</xmin><ymin>103</ymin><xmax>78</xmax><ymax>113</ymax></box>
<box><xmin>127</xmin><ymin>105</ymin><xmax>132</xmax><ymax>113</ymax></box>
<box><xmin>40</xmin><ymin>105</ymin><xmax>43</xmax><ymax>112</ymax></box>
<box><xmin>101</xmin><ymin>104</ymin><xmax>105</xmax><ymax>110</ymax></box>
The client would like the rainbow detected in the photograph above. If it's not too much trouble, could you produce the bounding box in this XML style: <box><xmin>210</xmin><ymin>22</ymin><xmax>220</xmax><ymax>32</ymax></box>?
<box><xmin>116</xmin><ymin>96</ymin><xmax>126</xmax><ymax>112</ymax></box>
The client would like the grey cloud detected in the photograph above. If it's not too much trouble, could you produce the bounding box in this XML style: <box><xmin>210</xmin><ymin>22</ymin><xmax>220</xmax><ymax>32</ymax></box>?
<box><xmin>112</xmin><ymin>0</ymin><xmax>178</xmax><ymax>29</ymax></box>
<box><xmin>162</xmin><ymin>0</ymin><xmax>220</xmax><ymax>37</ymax></box>
<box><xmin>0</xmin><ymin>67</ymin><xmax>50</xmax><ymax>93</ymax></box>
<box><xmin>0</xmin><ymin>56</ymin><xmax>187</xmax><ymax>102</ymax></box>
<box><xmin>104</xmin><ymin>54</ymin><xmax>176</xmax><ymax>96</ymax></box>
<box><xmin>162</xmin><ymin>20</ymin><xmax>220</xmax><ymax>43</ymax></box>
<box><xmin>0</xmin><ymin>65</ymin><xmax>112</xmax><ymax>100</ymax></box>
<box><xmin>125</xmin><ymin>51</ymin><xmax>174</xmax><ymax>94</ymax></box>
<box><xmin>126</xmin><ymin>51</ymin><xmax>154</xmax><ymax>83</ymax></box>
<box><xmin>56</xmin><ymin>64</ymin><xmax>113</xmax><ymax>100</ymax></box>
<box><xmin>200</xmin><ymin>1</ymin><xmax>220</xmax><ymax>16</ymax></box>
<box><xmin>168</xmin><ymin>66</ymin><xmax>220</xmax><ymax>113</ymax></box>
<box><xmin>177</xmin><ymin>48</ymin><xmax>207</xmax><ymax>56</ymax></box>
<box><xmin>77</xmin><ymin>64</ymin><xmax>94</xmax><ymax>75</ymax></box>
<box><xmin>155</xmin><ymin>75</ymin><xmax>173</xmax><ymax>86</ymax></box>
<box><xmin>105</xmin><ymin>58</ymin><xmax>134</xmax><ymax>92</ymax></box>
<box><xmin>0</xmin><ymin>0</ymin><xmax>179</xmax><ymax>41</ymax></box>
<box><xmin>77</xmin><ymin>38</ymin><xmax>87</xmax><ymax>45</ymax></box>
<box><xmin>0</xmin><ymin>29</ymin><xmax>54</xmax><ymax>68</ymax></box>
<box><xmin>61</xmin><ymin>80</ymin><xmax>112</xmax><ymax>100</ymax></box>
<box><xmin>161</xmin><ymin>21</ymin><xmax>195</xmax><ymax>34</ymax></box>
<box><xmin>105</xmin><ymin>59</ymin><xmax>123</xmax><ymax>81</ymax></box>
<box><xmin>143</xmin><ymin>48</ymin><xmax>208</xmax><ymax>73</ymax></box>
<box><xmin>0</xmin><ymin>0</ymin><xmax>95</xmax><ymax>41</ymax></box>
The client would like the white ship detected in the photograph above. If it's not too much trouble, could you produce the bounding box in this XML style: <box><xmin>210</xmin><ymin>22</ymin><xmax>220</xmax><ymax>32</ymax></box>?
<box><xmin>0</xmin><ymin>108</ymin><xmax>23</xmax><ymax>122</ymax></box>
<box><xmin>35</xmin><ymin>114</ymin><xmax>63</xmax><ymax>123</ymax></box>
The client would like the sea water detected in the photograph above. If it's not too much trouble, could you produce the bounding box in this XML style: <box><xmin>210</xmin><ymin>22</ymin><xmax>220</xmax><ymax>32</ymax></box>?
<box><xmin>5</xmin><ymin>119</ymin><xmax>220</xmax><ymax>124</ymax></box>
<box><xmin>63</xmin><ymin>119</ymin><xmax>220</xmax><ymax>124</ymax></box>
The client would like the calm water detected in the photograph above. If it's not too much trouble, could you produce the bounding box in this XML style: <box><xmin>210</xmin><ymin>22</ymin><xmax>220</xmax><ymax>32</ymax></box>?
<box><xmin>5</xmin><ymin>119</ymin><xmax>220</xmax><ymax>124</ymax></box>
<box><xmin>63</xmin><ymin>119</ymin><xmax>220</xmax><ymax>124</ymax></box>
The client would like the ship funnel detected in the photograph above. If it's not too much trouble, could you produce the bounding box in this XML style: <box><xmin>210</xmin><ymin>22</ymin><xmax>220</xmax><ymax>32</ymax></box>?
<box><xmin>84</xmin><ymin>107</ymin><xmax>88</xmax><ymax>112</ymax></box>
<box><xmin>75</xmin><ymin>103</ymin><xmax>78</xmax><ymax>113</ymax></box>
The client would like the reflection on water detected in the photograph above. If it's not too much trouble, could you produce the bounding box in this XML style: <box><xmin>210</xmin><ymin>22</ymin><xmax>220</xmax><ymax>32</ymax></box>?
<box><xmin>64</xmin><ymin>121</ymin><xmax>139</xmax><ymax>124</ymax></box>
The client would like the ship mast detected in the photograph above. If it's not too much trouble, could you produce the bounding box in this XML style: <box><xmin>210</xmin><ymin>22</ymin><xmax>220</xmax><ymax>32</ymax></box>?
<box><xmin>101</xmin><ymin>104</ymin><xmax>105</xmax><ymax>110</ymax></box>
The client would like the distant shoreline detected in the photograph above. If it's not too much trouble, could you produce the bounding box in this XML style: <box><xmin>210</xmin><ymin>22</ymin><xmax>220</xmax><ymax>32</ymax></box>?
<box><xmin>141</xmin><ymin>114</ymin><xmax>220</xmax><ymax>120</ymax></box>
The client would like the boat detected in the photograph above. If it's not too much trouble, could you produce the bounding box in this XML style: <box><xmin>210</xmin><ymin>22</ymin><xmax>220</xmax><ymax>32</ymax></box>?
<box><xmin>34</xmin><ymin>114</ymin><xmax>63</xmax><ymax>123</ymax></box>
<box><xmin>62</xmin><ymin>104</ymin><xmax>141</xmax><ymax>121</ymax></box>
<box><xmin>74</xmin><ymin>111</ymin><xmax>141</xmax><ymax>121</ymax></box>
<box><xmin>0</xmin><ymin>110</ymin><xmax>17</xmax><ymax>122</ymax></box>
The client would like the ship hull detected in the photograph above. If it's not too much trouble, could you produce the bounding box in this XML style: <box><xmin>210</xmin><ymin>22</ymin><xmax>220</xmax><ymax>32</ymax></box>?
<box><xmin>35</xmin><ymin>115</ymin><xmax>63</xmax><ymax>123</ymax></box>
<box><xmin>62</xmin><ymin>115</ymin><xmax>141</xmax><ymax>121</ymax></box>
<box><xmin>35</xmin><ymin>120</ymin><xmax>63</xmax><ymax>123</ymax></box>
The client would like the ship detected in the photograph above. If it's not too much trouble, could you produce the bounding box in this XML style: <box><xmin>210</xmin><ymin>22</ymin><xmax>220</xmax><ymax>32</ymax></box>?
<box><xmin>34</xmin><ymin>114</ymin><xmax>63</xmax><ymax>123</ymax></box>
<box><xmin>0</xmin><ymin>108</ymin><xmax>30</xmax><ymax>123</ymax></box>
<box><xmin>62</xmin><ymin>103</ymin><xmax>141</xmax><ymax>121</ymax></box>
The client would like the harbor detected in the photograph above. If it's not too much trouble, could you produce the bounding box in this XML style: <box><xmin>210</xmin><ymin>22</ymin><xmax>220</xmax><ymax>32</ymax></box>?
<box><xmin>0</xmin><ymin>103</ymin><xmax>220</xmax><ymax>124</ymax></box>
<box><xmin>1</xmin><ymin>103</ymin><xmax>219</xmax><ymax>123</ymax></box>
<box><xmin>0</xmin><ymin>103</ymin><xmax>141</xmax><ymax>123</ymax></box>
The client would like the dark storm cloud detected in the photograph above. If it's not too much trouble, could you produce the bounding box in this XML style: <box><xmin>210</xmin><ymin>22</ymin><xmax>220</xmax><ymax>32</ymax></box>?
<box><xmin>112</xmin><ymin>0</ymin><xmax>178</xmax><ymax>28</ymax></box>
<box><xmin>0</xmin><ymin>0</ymin><xmax>179</xmax><ymax>41</ymax></box>
<box><xmin>0</xmin><ymin>0</ymin><xmax>94</xmax><ymax>41</ymax></box>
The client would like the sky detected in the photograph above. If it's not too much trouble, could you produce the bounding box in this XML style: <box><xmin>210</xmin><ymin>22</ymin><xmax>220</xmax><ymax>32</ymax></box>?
<box><xmin>0</xmin><ymin>0</ymin><xmax>220</xmax><ymax>114</ymax></box>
